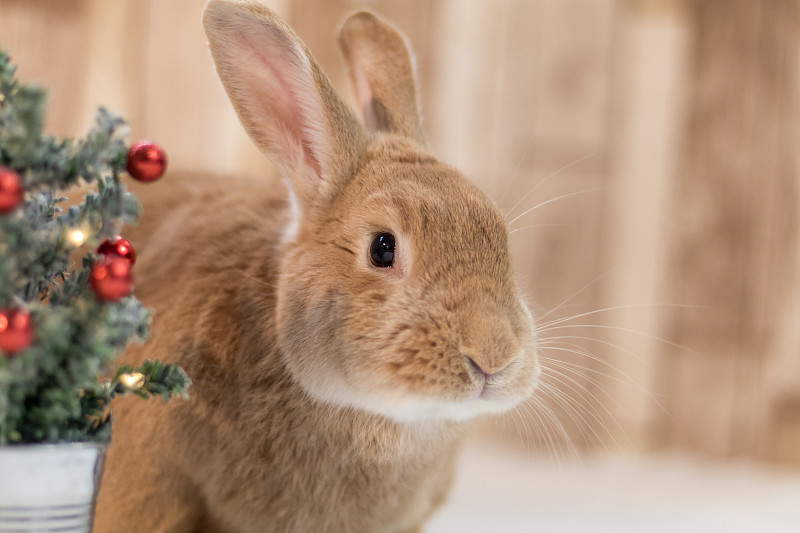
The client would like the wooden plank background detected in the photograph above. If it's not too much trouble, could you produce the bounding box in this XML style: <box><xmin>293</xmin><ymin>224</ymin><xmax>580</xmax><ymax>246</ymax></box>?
<box><xmin>1</xmin><ymin>0</ymin><xmax>798</xmax><ymax>465</ymax></box>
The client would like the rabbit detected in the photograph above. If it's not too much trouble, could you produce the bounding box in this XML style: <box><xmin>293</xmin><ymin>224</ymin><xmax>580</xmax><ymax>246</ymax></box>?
<box><xmin>93</xmin><ymin>1</ymin><xmax>541</xmax><ymax>532</ymax></box>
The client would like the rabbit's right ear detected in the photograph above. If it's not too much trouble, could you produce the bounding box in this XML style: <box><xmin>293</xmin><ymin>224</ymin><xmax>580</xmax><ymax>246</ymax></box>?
<box><xmin>203</xmin><ymin>0</ymin><xmax>367</xmax><ymax>210</ymax></box>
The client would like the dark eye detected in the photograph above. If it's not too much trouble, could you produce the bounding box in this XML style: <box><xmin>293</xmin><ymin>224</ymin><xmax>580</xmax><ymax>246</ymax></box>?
<box><xmin>370</xmin><ymin>233</ymin><xmax>395</xmax><ymax>268</ymax></box>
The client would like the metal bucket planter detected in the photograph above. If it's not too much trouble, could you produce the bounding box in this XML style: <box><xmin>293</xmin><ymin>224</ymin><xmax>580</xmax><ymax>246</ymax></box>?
<box><xmin>0</xmin><ymin>442</ymin><xmax>107</xmax><ymax>533</ymax></box>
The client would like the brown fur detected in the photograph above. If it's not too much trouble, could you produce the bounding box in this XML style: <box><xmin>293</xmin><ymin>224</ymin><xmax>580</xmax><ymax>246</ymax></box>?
<box><xmin>93</xmin><ymin>2</ymin><xmax>539</xmax><ymax>532</ymax></box>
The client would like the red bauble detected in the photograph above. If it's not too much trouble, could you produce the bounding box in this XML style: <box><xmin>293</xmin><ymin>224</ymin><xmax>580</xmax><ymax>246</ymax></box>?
<box><xmin>126</xmin><ymin>141</ymin><xmax>167</xmax><ymax>182</ymax></box>
<box><xmin>0</xmin><ymin>166</ymin><xmax>24</xmax><ymax>214</ymax></box>
<box><xmin>90</xmin><ymin>255</ymin><xmax>134</xmax><ymax>301</ymax></box>
<box><xmin>0</xmin><ymin>308</ymin><xmax>33</xmax><ymax>356</ymax></box>
<box><xmin>97</xmin><ymin>236</ymin><xmax>136</xmax><ymax>265</ymax></box>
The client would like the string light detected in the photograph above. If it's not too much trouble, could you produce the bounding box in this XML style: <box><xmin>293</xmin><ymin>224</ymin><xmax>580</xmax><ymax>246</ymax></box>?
<box><xmin>64</xmin><ymin>213</ymin><xmax>102</xmax><ymax>248</ymax></box>
<box><xmin>119</xmin><ymin>372</ymin><xmax>145</xmax><ymax>391</ymax></box>
<box><xmin>67</xmin><ymin>228</ymin><xmax>88</xmax><ymax>246</ymax></box>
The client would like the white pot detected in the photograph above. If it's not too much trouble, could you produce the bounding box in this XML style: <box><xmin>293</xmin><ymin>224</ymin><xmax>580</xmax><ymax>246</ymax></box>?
<box><xmin>0</xmin><ymin>442</ymin><xmax>107</xmax><ymax>533</ymax></box>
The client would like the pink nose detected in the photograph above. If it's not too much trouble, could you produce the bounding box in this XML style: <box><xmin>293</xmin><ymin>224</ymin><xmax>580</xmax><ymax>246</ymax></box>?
<box><xmin>463</xmin><ymin>353</ymin><xmax>511</xmax><ymax>378</ymax></box>
<box><xmin>464</xmin><ymin>355</ymin><xmax>488</xmax><ymax>378</ymax></box>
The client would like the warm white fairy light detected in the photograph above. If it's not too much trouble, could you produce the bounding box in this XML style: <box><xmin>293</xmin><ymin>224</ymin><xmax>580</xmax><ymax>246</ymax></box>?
<box><xmin>119</xmin><ymin>372</ymin><xmax>145</xmax><ymax>391</ymax></box>
<box><xmin>67</xmin><ymin>228</ymin><xmax>88</xmax><ymax>246</ymax></box>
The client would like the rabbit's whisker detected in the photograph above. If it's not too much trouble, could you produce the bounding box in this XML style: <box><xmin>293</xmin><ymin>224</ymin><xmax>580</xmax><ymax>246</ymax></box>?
<box><xmin>530</xmin><ymin>392</ymin><xmax>580</xmax><ymax>465</ymax></box>
<box><xmin>498</xmin><ymin>134</ymin><xmax>536</xmax><ymax>206</ymax></box>
<box><xmin>537</xmin><ymin>323</ymin><xmax>700</xmax><ymax>357</ymax></box>
<box><xmin>503</xmin><ymin>150</ymin><xmax>598</xmax><ymax>222</ymax></box>
<box><xmin>508</xmin><ymin>223</ymin><xmax>568</xmax><ymax>235</ymax></box>
<box><xmin>540</xmin><ymin>365</ymin><xmax>632</xmax><ymax>448</ymax></box>
<box><xmin>537</xmin><ymin>302</ymin><xmax>703</xmax><ymax>331</ymax></box>
<box><xmin>538</xmin><ymin>333</ymin><xmax>650</xmax><ymax>368</ymax></box>
<box><xmin>507</xmin><ymin>187</ymin><xmax>606</xmax><ymax>228</ymax></box>
<box><xmin>512</xmin><ymin>396</ymin><xmax>568</xmax><ymax>465</ymax></box>
<box><xmin>539</xmin><ymin>355</ymin><xmax>627</xmax><ymax>398</ymax></box>
<box><xmin>540</xmin><ymin>344</ymin><xmax>672</xmax><ymax>419</ymax></box>
<box><xmin>524</xmin><ymin>405</ymin><xmax>552</xmax><ymax>459</ymax></box>
<box><xmin>537</xmin><ymin>271</ymin><xmax>615</xmax><ymax>322</ymax></box>
<box><xmin>514</xmin><ymin>297</ymin><xmax>693</xmax><ymax>459</ymax></box>
<box><xmin>538</xmin><ymin>377</ymin><xmax>621</xmax><ymax>453</ymax></box>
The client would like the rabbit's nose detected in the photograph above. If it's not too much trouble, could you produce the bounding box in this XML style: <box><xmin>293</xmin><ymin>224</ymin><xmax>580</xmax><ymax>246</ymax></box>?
<box><xmin>464</xmin><ymin>355</ymin><xmax>488</xmax><ymax>378</ymax></box>
<box><xmin>459</xmin><ymin>307</ymin><xmax>521</xmax><ymax>376</ymax></box>
<box><xmin>462</xmin><ymin>350</ymin><xmax>513</xmax><ymax>378</ymax></box>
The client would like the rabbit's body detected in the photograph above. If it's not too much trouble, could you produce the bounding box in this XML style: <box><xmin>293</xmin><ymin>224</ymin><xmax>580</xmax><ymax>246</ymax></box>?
<box><xmin>96</xmin><ymin>170</ymin><xmax>463</xmax><ymax>533</ymax></box>
<box><xmin>95</xmin><ymin>2</ymin><xmax>540</xmax><ymax>532</ymax></box>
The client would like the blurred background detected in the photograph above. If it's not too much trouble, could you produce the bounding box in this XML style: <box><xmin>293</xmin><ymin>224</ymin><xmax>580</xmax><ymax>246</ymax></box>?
<box><xmin>2</xmin><ymin>0</ymin><xmax>799</xmax><ymax>530</ymax></box>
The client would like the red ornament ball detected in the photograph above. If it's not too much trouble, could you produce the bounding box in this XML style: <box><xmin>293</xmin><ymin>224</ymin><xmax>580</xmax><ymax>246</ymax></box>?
<box><xmin>126</xmin><ymin>140</ymin><xmax>167</xmax><ymax>182</ymax></box>
<box><xmin>0</xmin><ymin>166</ymin><xmax>24</xmax><ymax>214</ymax></box>
<box><xmin>97</xmin><ymin>236</ymin><xmax>136</xmax><ymax>265</ymax></box>
<box><xmin>90</xmin><ymin>255</ymin><xmax>134</xmax><ymax>301</ymax></box>
<box><xmin>0</xmin><ymin>308</ymin><xmax>33</xmax><ymax>356</ymax></box>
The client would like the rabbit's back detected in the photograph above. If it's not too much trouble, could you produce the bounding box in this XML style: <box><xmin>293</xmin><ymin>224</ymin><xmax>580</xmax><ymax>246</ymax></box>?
<box><xmin>125</xmin><ymin>171</ymin><xmax>288</xmax><ymax>295</ymax></box>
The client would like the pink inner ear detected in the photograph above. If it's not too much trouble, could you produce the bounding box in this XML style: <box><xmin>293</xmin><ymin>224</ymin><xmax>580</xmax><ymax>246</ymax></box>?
<box><xmin>225</xmin><ymin>24</ymin><xmax>324</xmax><ymax>178</ymax></box>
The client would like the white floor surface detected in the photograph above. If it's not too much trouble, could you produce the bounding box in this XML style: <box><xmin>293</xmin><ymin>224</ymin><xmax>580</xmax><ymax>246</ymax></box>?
<box><xmin>427</xmin><ymin>439</ymin><xmax>800</xmax><ymax>533</ymax></box>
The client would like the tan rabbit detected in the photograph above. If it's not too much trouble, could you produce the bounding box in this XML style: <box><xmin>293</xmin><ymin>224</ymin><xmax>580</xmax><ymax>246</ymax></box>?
<box><xmin>93</xmin><ymin>1</ymin><xmax>540</xmax><ymax>531</ymax></box>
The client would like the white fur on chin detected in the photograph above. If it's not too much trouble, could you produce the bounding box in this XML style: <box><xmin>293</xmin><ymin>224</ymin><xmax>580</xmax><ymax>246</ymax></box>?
<box><xmin>296</xmin><ymin>368</ymin><xmax>534</xmax><ymax>423</ymax></box>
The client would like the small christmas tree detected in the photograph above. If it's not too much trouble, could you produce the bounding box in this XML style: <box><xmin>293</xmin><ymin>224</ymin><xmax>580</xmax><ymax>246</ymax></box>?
<box><xmin>0</xmin><ymin>50</ymin><xmax>190</xmax><ymax>445</ymax></box>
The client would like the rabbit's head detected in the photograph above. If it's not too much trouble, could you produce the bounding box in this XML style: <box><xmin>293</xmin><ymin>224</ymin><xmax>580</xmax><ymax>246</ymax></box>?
<box><xmin>204</xmin><ymin>0</ymin><xmax>539</xmax><ymax>422</ymax></box>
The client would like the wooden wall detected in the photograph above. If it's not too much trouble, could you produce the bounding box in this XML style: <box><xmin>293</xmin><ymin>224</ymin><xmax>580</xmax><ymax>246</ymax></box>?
<box><xmin>1</xmin><ymin>0</ymin><xmax>798</xmax><ymax>465</ymax></box>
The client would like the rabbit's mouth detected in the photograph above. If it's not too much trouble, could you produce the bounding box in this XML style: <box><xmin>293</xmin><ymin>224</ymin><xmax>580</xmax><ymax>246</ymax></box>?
<box><xmin>303</xmin><ymin>346</ymin><xmax>542</xmax><ymax>424</ymax></box>
<box><xmin>345</xmin><ymin>383</ymin><xmax>538</xmax><ymax>423</ymax></box>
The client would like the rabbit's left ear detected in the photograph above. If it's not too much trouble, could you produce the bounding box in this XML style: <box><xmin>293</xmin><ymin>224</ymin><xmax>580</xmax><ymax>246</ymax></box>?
<box><xmin>338</xmin><ymin>12</ymin><xmax>426</xmax><ymax>147</ymax></box>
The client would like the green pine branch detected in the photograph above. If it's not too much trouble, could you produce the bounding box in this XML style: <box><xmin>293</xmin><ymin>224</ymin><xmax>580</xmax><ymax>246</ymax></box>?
<box><xmin>112</xmin><ymin>360</ymin><xmax>192</xmax><ymax>401</ymax></box>
<box><xmin>0</xmin><ymin>49</ymin><xmax>190</xmax><ymax>445</ymax></box>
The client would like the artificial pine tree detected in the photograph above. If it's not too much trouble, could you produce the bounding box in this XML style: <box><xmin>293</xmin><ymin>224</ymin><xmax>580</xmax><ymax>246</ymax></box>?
<box><xmin>0</xmin><ymin>49</ymin><xmax>190</xmax><ymax>445</ymax></box>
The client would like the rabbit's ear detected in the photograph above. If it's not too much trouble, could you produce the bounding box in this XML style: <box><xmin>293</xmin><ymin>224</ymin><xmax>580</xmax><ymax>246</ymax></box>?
<box><xmin>203</xmin><ymin>0</ymin><xmax>366</xmax><ymax>208</ymax></box>
<box><xmin>338</xmin><ymin>12</ymin><xmax>426</xmax><ymax>146</ymax></box>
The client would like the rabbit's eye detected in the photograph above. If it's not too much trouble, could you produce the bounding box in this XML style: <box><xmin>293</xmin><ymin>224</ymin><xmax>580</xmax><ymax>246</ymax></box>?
<box><xmin>370</xmin><ymin>233</ymin><xmax>395</xmax><ymax>268</ymax></box>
